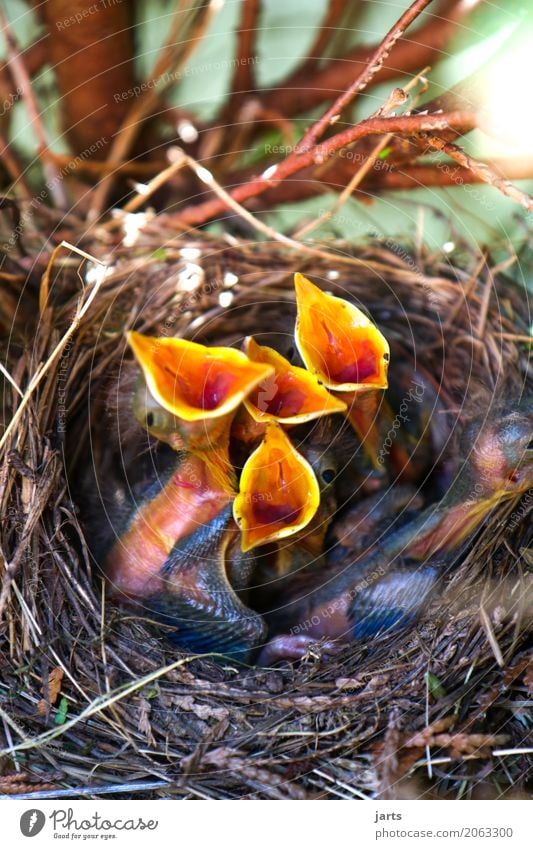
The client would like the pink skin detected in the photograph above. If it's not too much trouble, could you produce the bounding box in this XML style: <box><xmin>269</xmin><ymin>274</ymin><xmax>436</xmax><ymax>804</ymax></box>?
<box><xmin>257</xmin><ymin>634</ymin><xmax>343</xmax><ymax>667</ymax></box>
<box><xmin>257</xmin><ymin>593</ymin><xmax>353</xmax><ymax>665</ymax></box>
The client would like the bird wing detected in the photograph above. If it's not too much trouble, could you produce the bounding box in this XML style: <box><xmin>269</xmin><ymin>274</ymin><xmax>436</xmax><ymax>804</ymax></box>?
<box><xmin>146</xmin><ymin>506</ymin><xmax>266</xmax><ymax>659</ymax></box>
<box><xmin>347</xmin><ymin>562</ymin><xmax>438</xmax><ymax>639</ymax></box>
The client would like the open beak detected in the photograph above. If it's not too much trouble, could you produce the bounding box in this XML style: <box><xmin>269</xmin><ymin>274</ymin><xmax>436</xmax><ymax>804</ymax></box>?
<box><xmin>233</xmin><ymin>423</ymin><xmax>320</xmax><ymax>552</ymax></box>
<box><xmin>243</xmin><ymin>336</ymin><xmax>346</xmax><ymax>424</ymax></box>
<box><xmin>127</xmin><ymin>331</ymin><xmax>274</xmax><ymax>467</ymax></box>
<box><xmin>127</xmin><ymin>331</ymin><xmax>274</xmax><ymax>421</ymax></box>
<box><xmin>294</xmin><ymin>273</ymin><xmax>389</xmax><ymax>392</ymax></box>
<box><xmin>294</xmin><ymin>273</ymin><xmax>389</xmax><ymax>470</ymax></box>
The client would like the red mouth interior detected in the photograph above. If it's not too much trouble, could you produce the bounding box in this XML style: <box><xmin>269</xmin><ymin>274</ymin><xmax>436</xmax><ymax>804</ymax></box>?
<box><xmin>250</xmin><ymin>372</ymin><xmax>307</xmax><ymax>418</ymax></box>
<box><xmin>252</xmin><ymin>500</ymin><xmax>302</xmax><ymax>527</ymax></box>
<box><xmin>171</xmin><ymin>365</ymin><xmax>236</xmax><ymax>411</ymax></box>
<box><xmin>319</xmin><ymin>321</ymin><xmax>380</xmax><ymax>384</ymax></box>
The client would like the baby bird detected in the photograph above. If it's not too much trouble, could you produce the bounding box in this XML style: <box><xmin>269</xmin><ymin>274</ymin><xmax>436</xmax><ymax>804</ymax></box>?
<box><xmin>260</xmin><ymin>401</ymin><xmax>533</xmax><ymax>664</ymax></box>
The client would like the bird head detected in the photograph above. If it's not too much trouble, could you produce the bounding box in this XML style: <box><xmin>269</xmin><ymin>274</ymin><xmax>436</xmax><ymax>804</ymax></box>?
<box><xmin>243</xmin><ymin>335</ymin><xmax>346</xmax><ymax>424</ymax></box>
<box><xmin>456</xmin><ymin>401</ymin><xmax>533</xmax><ymax>501</ymax></box>
<box><xmin>127</xmin><ymin>330</ymin><xmax>274</xmax><ymax>453</ymax></box>
<box><xmin>233</xmin><ymin>423</ymin><xmax>321</xmax><ymax>552</ymax></box>
<box><xmin>293</xmin><ymin>272</ymin><xmax>389</xmax><ymax>393</ymax></box>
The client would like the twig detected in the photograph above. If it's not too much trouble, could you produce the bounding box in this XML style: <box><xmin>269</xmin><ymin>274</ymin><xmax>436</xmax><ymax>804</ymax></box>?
<box><xmin>171</xmin><ymin>111</ymin><xmax>476</xmax><ymax>226</ymax></box>
<box><xmin>363</xmin><ymin>157</ymin><xmax>533</xmax><ymax>190</ymax></box>
<box><xmin>114</xmin><ymin>154</ymin><xmax>189</xmax><ymax>216</ymax></box>
<box><xmin>226</xmin><ymin>0</ymin><xmax>260</xmax><ymax>101</ymax></box>
<box><xmin>298</xmin><ymin>0</ymin><xmax>348</xmax><ymax>72</ymax></box>
<box><xmin>423</xmin><ymin>136</ymin><xmax>533</xmax><ymax>213</ymax></box>
<box><xmin>294</xmin><ymin>69</ymin><xmax>429</xmax><ymax>238</ymax></box>
<box><xmin>260</xmin><ymin>0</ymin><xmax>479</xmax><ymax>118</ymax></box>
<box><xmin>0</xmin><ymin>128</ymin><xmax>32</xmax><ymax>200</ymax></box>
<box><xmin>0</xmin><ymin>243</ymin><xmax>106</xmax><ymax>455</ymax></box>
<box><xmin>294</xmin><ymin>0</ymin><xmax>435</xmax><ymax>154</ymax></box>
<box><xmin>0</xmin><ymin>33</ymin><xmax>49</xmax><ymax>93</ymax></box>
<box><xmin>88</xmin><ymin>0</ymin><xmax>220</xmax><ymax>220</ymax></box>
<box><xmin>295</xmin><ymin>135</ymin><xmax>395</xmax><ymax>239</ymax></box>
<box><xmin>164</xmin><ymin>148</ymin><xmax>441</xmax><ymax>282</ymax></box>
<box><xmin>0</xmin><ymin>780</ymin><xmax>173</xmax><ymax>800</ymax></box>
<box><xmin>0</xmin><ymin>9</ymin><xmax>66</xmax><ymax>208</ymax></box>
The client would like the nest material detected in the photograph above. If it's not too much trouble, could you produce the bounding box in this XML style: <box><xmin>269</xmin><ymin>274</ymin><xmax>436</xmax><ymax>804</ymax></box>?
<box><xmin>0</xmin><ymin>230</ymin><xmax>532</xmax><ymax>800</ymax></box>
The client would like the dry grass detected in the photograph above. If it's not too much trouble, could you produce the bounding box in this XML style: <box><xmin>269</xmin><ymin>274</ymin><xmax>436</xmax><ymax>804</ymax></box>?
<box><xmin>0</xmin><ymin>224</ymin><xmax>531</xmax><ymax>800</ymax></box>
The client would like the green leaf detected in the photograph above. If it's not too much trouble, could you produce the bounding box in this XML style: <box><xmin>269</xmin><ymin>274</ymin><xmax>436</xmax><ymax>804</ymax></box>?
<box><xmin>54</xmin><ymin>696</ymin><xmax>69</xmax><ymax>725</ymax></box>
<box><xmin>425</xmin><ymin>671</ymin><xmax>447</xmax><ymax>699</ymax></box>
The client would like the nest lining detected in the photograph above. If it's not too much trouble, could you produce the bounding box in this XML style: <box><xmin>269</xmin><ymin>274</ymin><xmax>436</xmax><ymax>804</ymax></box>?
<box><xmin>0</xmin><ymin>231</ymin><xmax>531</xmax><ymax>800</ymax></box>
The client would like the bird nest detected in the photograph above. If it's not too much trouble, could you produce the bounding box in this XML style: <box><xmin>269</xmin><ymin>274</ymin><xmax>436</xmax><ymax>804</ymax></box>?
<box><xmin>0</xmin><ymin>226</ymin><xmax>532</xmax><ymax>800</ymax></box>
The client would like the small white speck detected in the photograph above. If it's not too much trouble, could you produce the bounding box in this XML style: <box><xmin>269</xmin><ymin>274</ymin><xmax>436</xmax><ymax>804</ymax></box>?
<box><xmin>85</xmin><ymin>262</ymin><xmax>114</xmax><ymax>285</ymax></box>
<box><xmin>224</xmin><ymin>271</ymin><xmax>239</xmax><ymax>287</ymax></box>
<box><xmin>132</xmin><ymin>182</ymin><xmax>150</xmax><ymax>196</ymax></box>
<box><xmin>177</xmin><ymin>119</ymin><xmax>199</xmax><ymax>144</ymax></box>
<box><xmin>189</xmin><ymin>314</ymin><xmax>205</xmax><ymax>329</ymax></box>
<box><xmin>261</xmin><ymin>164</ymin><xmax>278</xmax><ymax>180</ymax></box>
<box><xmin>196</xmin><ymin>165</ymin><xmax>213</xmax><ymax>184</ymax></box>
<box><xmin>219</xmin><ymin>291</ymin><xmax>234</xmax><ymax>307</ymax></box>
<box><xmin>180</xmin><ymin>247</ymin><xmax>201</xmax><ymax>261</ymax></box>
<box><xmin>123</xmin><ymin>212</ymin><xmax>148</xmax><ymax>246</ymax></box>
<box><xmin>178</xmin><ymin>262</ymin><xmax>204</xmax><ymax>292</ymax></box>
<box><xmin>327</xmin><ymin>270</ymin><xmax>339</xmax><ymax>280</ymax></box>
<box><xmin>442</xmin><ymin>241</ymin><xmax>455</xmax><ymax>253</ymax></box>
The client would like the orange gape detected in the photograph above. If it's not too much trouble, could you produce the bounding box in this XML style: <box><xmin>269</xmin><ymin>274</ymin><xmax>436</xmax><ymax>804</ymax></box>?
<box><xmin>127</xmin><ymin>331</ymin><xmax>274</xmax><ymax>423</ymax></box>
<box><xmin>233</xmin><ymin>424</ymin><xmax>320</xmax><ymax>552</ymax></box>
<box><xmin>294</xmin><ymin>273</ymin><xmax>389</xmax><ymax>392</ymax></box>
<box><xmin>293</xmin><ymin>273</ymin><xmax>389</xmax><ymax>469</ymax></box>
<box><xmin>243</xmin><ymin>336</ymin><xmax>346</xmax><ymax>424</ymax></box>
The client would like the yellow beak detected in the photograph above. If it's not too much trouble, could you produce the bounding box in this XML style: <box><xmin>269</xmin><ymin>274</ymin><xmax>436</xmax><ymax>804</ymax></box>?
<box><xmin>294</xmin><ymin>273</ymin><xmax>389</xmax><ymax>392</ymax></box>
<box><xmin>243</xmin><ymin>336</ymin><xmax>346</xmax><ymax>424</ymax></box>
<box><xmin>233</xmin><ymin>423</ymin><xmax>320</xmax><ymax>552</ymax></box>
<box><xmin>127</xmin><ymin>331</ymin><xmax>274</xmax><ymax>421</ymax></box>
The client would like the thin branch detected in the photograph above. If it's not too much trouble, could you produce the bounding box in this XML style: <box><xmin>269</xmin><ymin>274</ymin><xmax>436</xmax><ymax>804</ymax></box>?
<box><xmin>423</xmin><ymin>136</ymin><xmax>533</xmax><ymax>212</ymax></box>
<box><xmin>163</xmin><ymin>148</ymin><xmax>439</xmax><ymax>281</ymax></box>
<box><xmin>295</xmin><ymin>69</ymin><xmax>429</xmax><ymax>237</ymax></box>
<box><xmin>88</xmin><ymin>0</ymin><xmax>220</xmax><ymax>220</ymax></box>
<box><xmin>0</xmin><ymin>779</ymin><xmax>173</xmax><ymax>801</ymax></box>
<box><xmin>366</xmin><ymin>157</ymin><xmax>533</xmax><ymax>191</ymax></box>
<box><xmin>226</xmin><ymin>0</ymin><xmax>260</xmax><ymax>101</ymax></box>
<box><xmin>0</xmin><ymin>10</ymin><xmax>66</xmax><ymax>207</ymax></box>
<box><xmin>294</xmin><ymin>0</ymin><xmax>435</xmax><ymax>154</ymax></box>
<box><xmin>0</xmin><ymin>34</ymin><xmax>48</xmax><ymax>96</ymax></box>
<box><xmin>298</xmin><ymin>0</ymin><xmax>348</xmax><ymax>73</ymax></box>
<box><xmin>171</xmin><ymin>110</ymin><xmax>476</xmax><ymax>226</ymax></box>
<box><xmin>0</xmin><ymin>128</ymin><xmax>32</xmax><ymax>200</ymax></box>
<box><xmin>260</xmin><ymin>0</ymin><xmax>477</xmax><ymax>120</ymax></box>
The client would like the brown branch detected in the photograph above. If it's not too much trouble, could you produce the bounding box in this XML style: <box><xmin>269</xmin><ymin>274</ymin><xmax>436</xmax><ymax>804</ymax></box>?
<box><xmin>41</xmin><ymin>0</ymin><xmax>136</xmax><ymax>157</ymax></box>
<box><xmin>226</xmin><ymin>0</ymin><xmax>260</xmax><ymax>100</ymax></box>
<box><xmin>170</xmin><ymin>110</ymin><xmax>476</xmax><ymax>226</ymax></box>
<box><xmin>0</xmin><ymin>9</ymin><xmax>66</xmax><ymax>207</ymax></box>
<box><xmin>88</xmin><ymin>0</ymin><xmax>220</xmax><ymax>220</ymax></box>
<box><xmin>368</xmin><ymin>158</ymin><xmax>533</xmax><ymax>190</ymax></box>
<box><xmin>212</xmin><ymin>0</ymin><xmax>262</xmax><ymax>165</ymax></box>
<box><xmin>298</xmin><ymin>0</ymin><xmax>348</xmax><ymax>73</ymax></box>
<box><xmin>294</xmin><ymin>0</ymin><xmax>435</xmax><ymax>153</ymax></box>
<box><xmin>423</xmin><ymin>137</ymin><xmax>533</xmax><ymax>212</ymax></box>
<box><xmin>0</xmin><ymin>35</ymin><xmax>49</xmax><ymax>98</ymax></box>
<box><xmin>260</xmin><ymin>0</ymin><xmax>476</xmax><ymax>118</ymax></box>
<box><xmin>0</xmin><ymin>128</ymin><xmax>32</xmax><ymax>200</ymax></box>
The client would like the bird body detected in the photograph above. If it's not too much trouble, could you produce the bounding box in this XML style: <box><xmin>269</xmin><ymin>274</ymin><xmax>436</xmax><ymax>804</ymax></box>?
<box><xmin>261</xmin><ymin>402</ymin><xmax>533</xmax><ymax>660</ymax></box>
